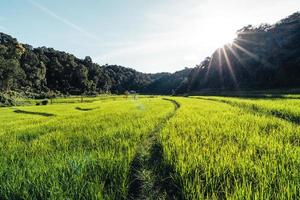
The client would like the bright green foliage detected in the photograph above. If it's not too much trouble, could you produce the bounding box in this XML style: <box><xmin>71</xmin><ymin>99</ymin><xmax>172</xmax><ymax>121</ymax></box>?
<box><xmin>159</xmin><ymin>97</ymin><xmax>300</xmax><ymax>199</ymax></box>
<box><xmin>0</xmin><ymin>97</ymin><xmax>174</xmax><ymax>199</ymax></box>
<box><xmin>0</xmin><ymin>96</ymin><xmax>299</xmax><ymax>199</ymax></box>
<box><xmin>197</xmin><ymin>96</ymin><xmax>300</xmax><ymax>124</ymax></box>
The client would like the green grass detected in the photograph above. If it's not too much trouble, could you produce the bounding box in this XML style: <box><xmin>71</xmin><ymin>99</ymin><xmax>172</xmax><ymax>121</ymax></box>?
<box><xmin>0</xmin><ymin>95</ymin><xmax>299</xmax><ymax>199</ymax></box>
<box><xmin>0</xmin><ymin>97</ymin><xmax>174</xmax><ymax>199</ymax></box>
<box><xmin>159</xmin><ymin>97</ymin><xmax>300</xmax><ymax>199</ymax></box>
<box><xmin>194</xmin><ymin>96</ymin><xmax>300</xmax><ymax>124</ymax></box>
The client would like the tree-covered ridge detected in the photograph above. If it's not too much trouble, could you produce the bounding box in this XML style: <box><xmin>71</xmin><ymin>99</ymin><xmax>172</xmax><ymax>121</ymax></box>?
<box><xmin>185</xmin><ymin>12</ymin><xmax>300</xmax><ymax>93</ymax></box>
<box><xmin>142</xmin><ymin>67</ymin><xmax>192</xmax><ymax>94</ymax></box>
<box><xmin>0</xmin><ymin>32</ymin><xmax>191</xmax><ymax>97</ymax></box>
<box><xmin>1</xmin><ymin>12</ymin><xmax>300</xmax><ymax>98</ymax></box>
<box><xmin>0</xmin><ymin>34</ymin><xmax>160</xmax><ymax>96</ymax></box>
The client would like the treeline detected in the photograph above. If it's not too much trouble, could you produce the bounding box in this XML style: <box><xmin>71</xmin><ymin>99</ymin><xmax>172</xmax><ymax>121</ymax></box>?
<box><xmin>184</xmin><ymin>12</ymin><xmax>300</xmax><ymax>93</ymax></box>
<box><xmin>0</xmin><ymin>32</ymin><xmax>191</xmax><ymax>98</ymax></box>
<box><xmin>142</xmin><ymin>67</ymin><xmax>192</xmax><ymax>94</ymax></box>
<box><xmin>1</xmin><ymin>12</ymin><xmax>300</xmax><ymax>99</ymax></box>
<box><xmin>0</xmin><ymin>33</ymin><xmax>157</xmax><ymax>97</ymax></box>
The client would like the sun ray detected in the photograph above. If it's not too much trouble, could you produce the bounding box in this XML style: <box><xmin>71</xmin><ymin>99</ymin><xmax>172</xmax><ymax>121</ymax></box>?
<box><xmin>232</xmin><ymin>42</ymin><xmax>260</xmax><ymax>60</ymax></box>
<box><xmin>232</xmin><ymin>42</ymin><xmax>274</xmax><ymax>68</ymax></box>
<box><xmin>217</xmin><ymin>48</ymin><xmax>223</xmax><ymax>81</ymax></box>
<box><xmin>235</xmin><ymin>38</ymin><xmax>260</xmax><ymax>45</ymax></box>
<box><xmin>226</xmin><ymin>44</ymin><xmax>251</xmax><ymax>74</ymax></box>
<box><xmin>204</xmin><ymin>55</ymin><xmax>213</xmax><ymax>83</ymax></box>
<box><xmin>222</xmin><ymin>47</ymin><xmax>238</xmax><ymax>87</ymax></box>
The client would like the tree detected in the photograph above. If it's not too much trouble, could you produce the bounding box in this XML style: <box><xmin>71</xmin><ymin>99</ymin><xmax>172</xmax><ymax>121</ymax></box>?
<box><xmin>0</xmin><ymin>57</ymin><xmax>24</xmax><ymax>91</ymax></box>
<box><xmin>47</xmin><ymin>90</ymin><xmax>56</xmax><ymax>104</ymax></box>
<box><xmin>124</xmin><ymin>90</ymin><xmax>129</xmax><ymax>99</ymax></box>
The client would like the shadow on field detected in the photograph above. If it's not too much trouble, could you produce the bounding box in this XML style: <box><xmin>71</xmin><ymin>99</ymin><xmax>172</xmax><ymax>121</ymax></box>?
<box><xmin>75</xmin><ymin>106</ymin><xmax>100</xmax><ymax>111</ymax></box>
<box><xmin>75</xmin><ymin>107</ymin><xmax>93</xmax><ymax>111</ymax></box>
<box><xmin>195</xmin><ymin>97</ymin><xmax>300</xmax><ymax>124</ymax></box>
<box><xmin>188</xmin><ymin>90</ymin><xmax>300</xmax><ymax>99</ymax></box>
<box><xmin>194</xmin><ymin>94</ymin><xmax>300</xmax><ymax>100</ymax></box>
<box><xmin>149</xmin><ymin>143</ymin><xmax>183</xmax><ymax>199</ymax></box>
<box><xmin>14</xmin><ymin>109</ymin><xmax>55</xmax><ymax>117</ymax></box>
<box><xmin>127</xmin><ymin>153</ymin><xmax>143</xmax><ymax>199</ymax></box>
<box><xmin>127</xmin><ymin>99</ymin><xmax>183</xmax><ymax>199</ymax></box>
<box><xmin>127</xmin><ymin>142</ymin><xmax>183</xmax><ymax>200</ymax></box>
<box><xmin>17</xmin><ymin>132</ymin><xmax>40</xmax><ymax>142</ymax></box>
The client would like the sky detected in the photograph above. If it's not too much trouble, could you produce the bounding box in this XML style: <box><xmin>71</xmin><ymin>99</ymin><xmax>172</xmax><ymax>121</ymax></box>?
<box><xmin>0</xmin><ymin>0</ymin><xmax>299</xmax><ymax>73</ymax></box>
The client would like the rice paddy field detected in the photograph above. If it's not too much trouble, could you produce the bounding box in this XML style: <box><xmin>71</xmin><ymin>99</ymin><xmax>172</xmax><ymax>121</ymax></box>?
<box><xmin>0</xmin><ymin>95</ymin><xmax>299</xmax><ymax>199</ymax></box>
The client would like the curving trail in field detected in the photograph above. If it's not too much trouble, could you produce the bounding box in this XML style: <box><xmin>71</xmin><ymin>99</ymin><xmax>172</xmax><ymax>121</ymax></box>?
<box><xmin>160</xmin><ymin>97</ymin><xmax>300</xmax><ymax>199</ymax></box>
<box><xmin>0</xmin><ymin>98</ymin><xmax>175</xmax><ymax>199</ymax></box>
<box><xmin>127</xmin><ymin>98</ymin><xmax>181</xmax><ymax>200</ymax></box>
<box><xmin>2</xmin><ymin>96</ymin><xmax>299</xmax><ymax>199</ymax></box>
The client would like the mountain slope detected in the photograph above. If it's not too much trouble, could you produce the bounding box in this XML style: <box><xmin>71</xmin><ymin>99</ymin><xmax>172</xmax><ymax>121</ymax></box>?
<box><xmin>185</xmin><ymin>12</ymin><xmax>300</xmax><ymax>93</ymax></box>
<box><xmin>0</xmin><ymin>33</ymin><xmax>164</xmax><ymax>95</ymax></box>
<box><xmin>142</xmin><ymin>68</ymin><xmax>192</xmax><ymax>94</ymax></box>
<box><xmin>0</xmin><ymin>32</ymin><xmax>190</xmax><ymax>97</ymax></box>
<box><xmin>1</xmin><ymin>12</ymin><xmax>300</xmax><ymax>97</ymax></box>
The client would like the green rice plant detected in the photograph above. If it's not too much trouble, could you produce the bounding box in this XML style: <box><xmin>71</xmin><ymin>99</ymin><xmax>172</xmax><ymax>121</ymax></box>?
<box><xmin>1</xmin><ymin>95</ymin><xmax>299</xmax><ymax>199</ymax></box>
<box><xmin>0</xmin><ymin>97</ymin><xmax>174</xmax><ymax>199</ymax></box>
<box><xmin>159</xmin><ymin>97</ymin><xmax>300</xmax><ymax>199</ymax></box>
<box><xmin>196</xmin><ymin>96</ymin><xmax>300</xmax><ymax>124</ymax></box>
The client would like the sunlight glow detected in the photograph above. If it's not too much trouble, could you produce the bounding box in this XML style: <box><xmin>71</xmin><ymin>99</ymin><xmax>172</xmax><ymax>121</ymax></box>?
<box><xmin>232</xmin><ymin>42</ymin><xmax>260</xmax><ymax>60</ymax></box>
<box><xmin>217</xmin><ymin>48</ymin><xmax>223</xmax><ymax>81</ymax></box>
<box><xmin>226</xmin><ymin>44</ymin><xmax>250</xmax><ymax>74</ymax></box>
<box><xmin>16</xmin><ymin>0</ymin><xmax>300</xmax><ymax>72</ymax></box>
<box><xmin>222</xmin><ymin>47</ymin><xmax>238</xmax><ymax>85</ymax></box>
<box><xmin>235</xmin><ymin>38</ymin><xmax>260</xmax><ymax>45</ymax></box>
<box><xmin>204</xmin><ymin>55</ymin><xmax>213</xmax><ymax>82</ymax></box>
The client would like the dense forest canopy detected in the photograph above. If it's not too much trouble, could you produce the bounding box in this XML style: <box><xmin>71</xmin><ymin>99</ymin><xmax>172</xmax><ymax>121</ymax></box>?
<box><xmin>185</xmin><ymin>12</ymin><xmax>300</xmax><ymax>93</ymax></box>
<box><xmin>0</xmin><ymin>34</ymin><xmax>153</xmax><ymax>96</ymax></box>
<box><xmin>0</xmin><ymin>11</ymin><xmax>299</xmax><ymax>100</ymax></box>
<box><xmin>0</xmin><ymin>31</ymin><xmax>191</xmax><ymax>98</ymax></box>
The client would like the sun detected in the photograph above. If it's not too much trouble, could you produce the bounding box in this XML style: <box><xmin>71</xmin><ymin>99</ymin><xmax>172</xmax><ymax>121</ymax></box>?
<box><xmin>207</xmin><ymin>17</ymin><xmax>238</xmax><ymax>46</ymax></box>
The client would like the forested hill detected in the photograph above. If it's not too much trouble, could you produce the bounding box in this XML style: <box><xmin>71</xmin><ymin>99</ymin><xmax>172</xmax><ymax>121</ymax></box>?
<box><xmin>1</xmin><ymin>11</ymin><xmax>300</xmax><ymax>98</ymax></box>
<box><xmin>0</xmin><ymin>32</ymin><xmax>191</xmax><ymax>96</ymax></box>
<box><xmin>184</xmin><ymin>12</ymin><xmax>300</xmax><ymax>93</ymax></box>
<box><xmin>141</xmin><ymin>67</ymin><xmax>192</xmax><ymax>94</ymax></box>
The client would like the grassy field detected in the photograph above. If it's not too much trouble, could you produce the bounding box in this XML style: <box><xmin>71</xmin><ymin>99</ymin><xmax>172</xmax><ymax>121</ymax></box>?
<box><xmin>0</xmin><ymin>97</ymin><xmax>175</xmax><ymax>199</ymax></box>
<box><xmin>160</xmin><ymin>97</ymin><xmax>300</xmax><ymax>199</ymax></box>
<box><xmin>0</xmin><ymin>95</ymin><xmax>299</xmax><ymax>199</ymax></box>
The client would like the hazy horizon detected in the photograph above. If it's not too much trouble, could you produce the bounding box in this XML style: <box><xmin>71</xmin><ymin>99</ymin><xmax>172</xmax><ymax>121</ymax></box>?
<box><xmin>0</xmin><ymin>0</ymin><xmax>299</xmax><ymax>73</ymax></box>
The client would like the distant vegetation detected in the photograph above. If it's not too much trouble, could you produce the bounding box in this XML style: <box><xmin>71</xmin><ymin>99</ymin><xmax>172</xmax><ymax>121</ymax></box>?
<box><xmin>0</xmin><ymin>12</ymin><xmax>299</xmax><ymax>104</ymax></box>
<box><xmin>186</xmin><ymin>12</ymin><xmax>300</xmax><ymax>92</ymax></box>
<box><xmin>0</xmin><ymin>33</ymin><xmax>155</xmax><ymax>95</ymax></box>
<box><xmin>0</xmin><ymin>31</ymin><xmax>191</xmax><ymax>101</ymax></box>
